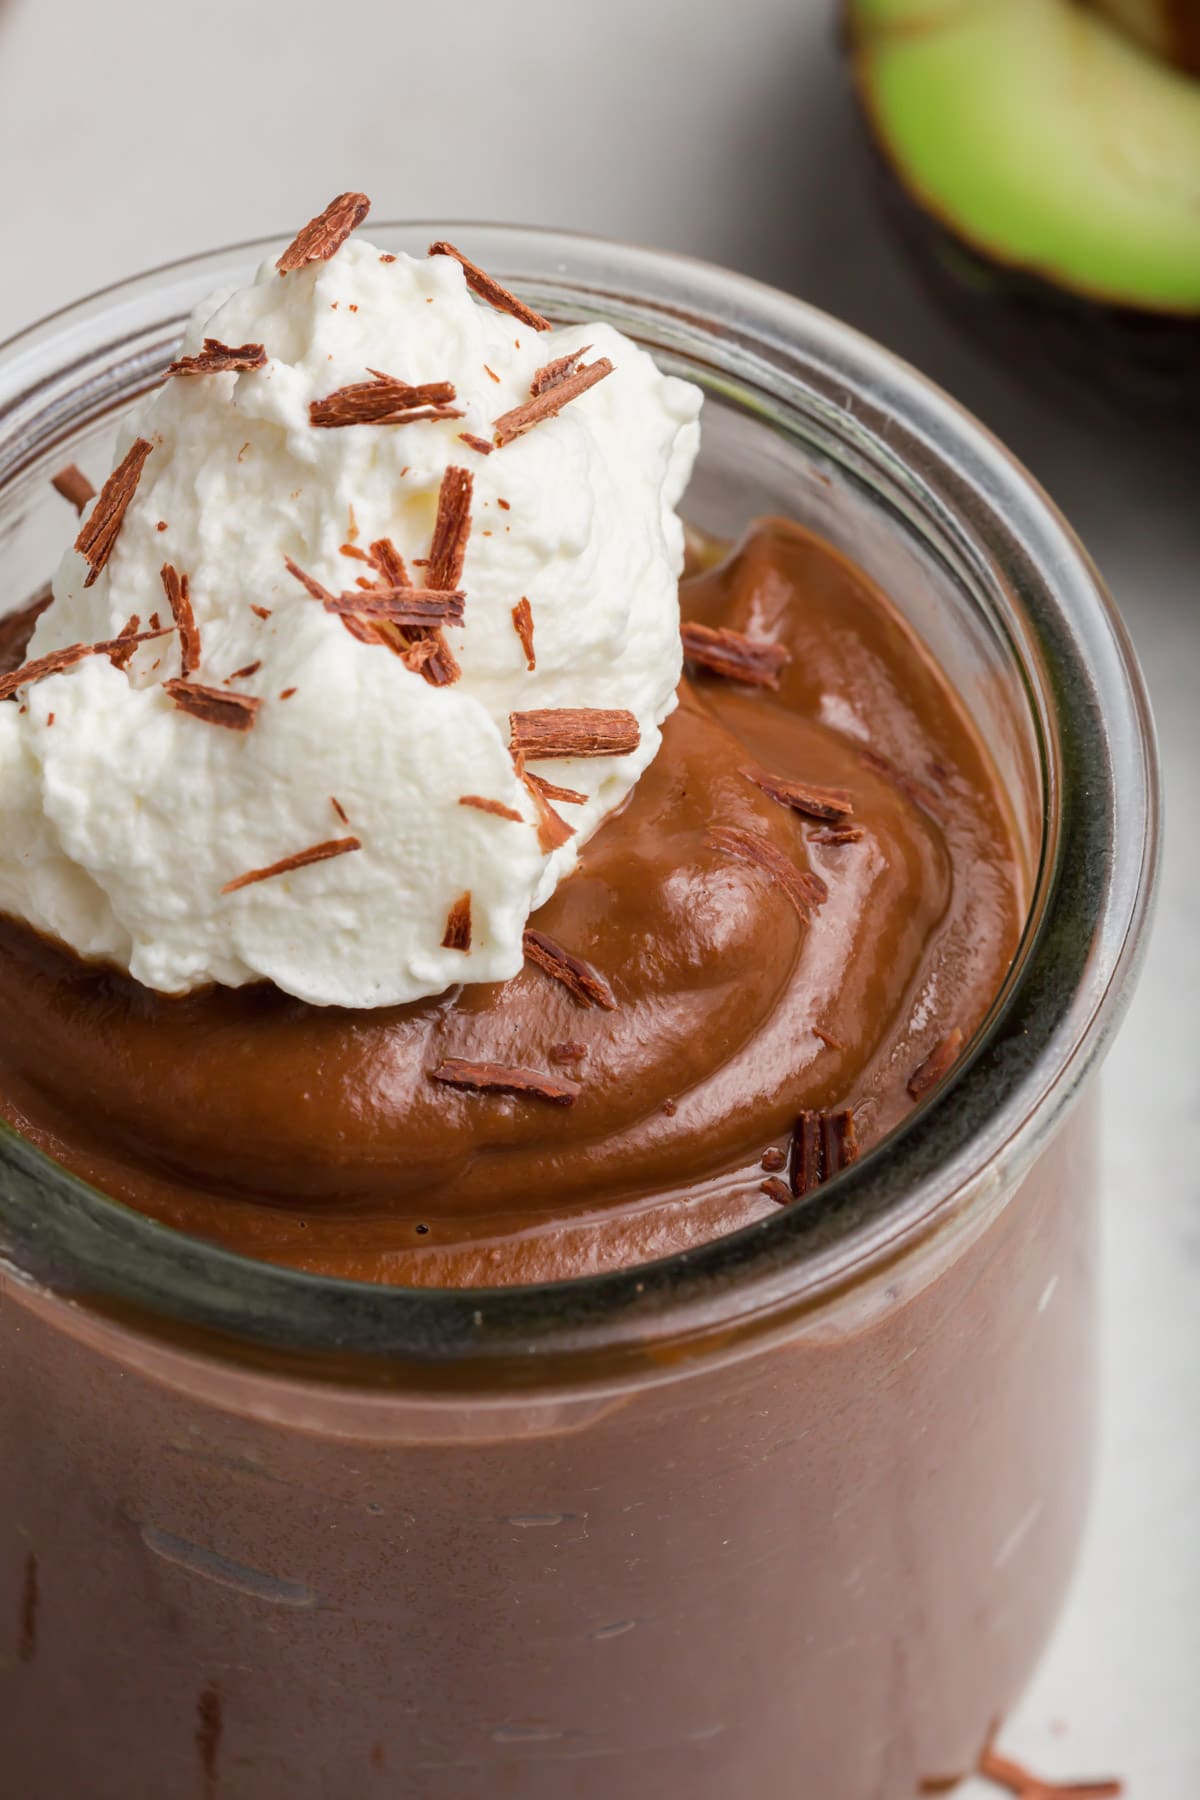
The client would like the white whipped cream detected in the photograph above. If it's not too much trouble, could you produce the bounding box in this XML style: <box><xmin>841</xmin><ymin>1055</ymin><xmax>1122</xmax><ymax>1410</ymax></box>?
<box><xmin>0</xmin><ymin>232</ymin><xmax>701</xmax><ymax>1006</ymax></box>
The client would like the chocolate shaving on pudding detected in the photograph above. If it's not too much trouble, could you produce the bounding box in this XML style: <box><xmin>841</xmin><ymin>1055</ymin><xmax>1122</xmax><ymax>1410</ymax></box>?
<box><xmin>277</xmin><ymin>192</ymin><xmax>370</xmax><ymax>273</ymax></box>
<box><xmin>761</xmin><ymin>1146</ymin><xmax>787</xmax><ymax>1172</ymax></box>
<box><xmin>550</xmin><ymin>1041</ymin><xmax>586</xmax><ymax>1064</ymax></box>
<box><xmin>51</xmin><ymin>464</ymin><xmax>96</xmax><ymax>514</ymax></box>
<box><xmin>309</xmin><ymin>375</ymin><xmax>460</xmax><ymax>428</ymax></box>
<box><xmin>761</xmin><ymin>1177</ymin><xmax>792</xmax><ymax>1204</ymax></box>
<box><xmin>707</xmin><ymin>827</ymin><xmax>827</xmax><ymax>921</ymax></box>
<box><xmin>427</xmin><ymin>241</ymin><xmax>551</xmax><ymax>331</ymax></box>
<box><xmin>813</xmin><ymin>1025</ymin><xmax>844</xmax><ymax>1051</ymax></box>
<box><xmin>107</xmin><ymin>615</ymin><xmax>141</xmax><ymax>671</ymax></box>
<box><xmin>458</xmin><ymin>432</ymin><xmax>493</xmax><ymax>456</ymax></box>
<box><xmin>862</xmin><ymin>747</ymin><xmax>947</xmax><ymax>820</ymax></box>
<box><xmin>493</xmin><ymin>358</ymin><xmax>614</xmax><ymax>447</ymax></box>
<box><xmin>907</xmin><ymin>1027</ymin><xmax>964</xmax><ymax>1100</ymax></box>
<box><xmin>441</xmin><ymin>892</ymin><xmax>472</xmax><ymax>952</ymax></box>
<box><xmin>523</xmin><ymin>928</ymin><xmax>617</xmax><ymax>1010</ymax></box>
<box><xmin>524</xmin><ymin>770</ymin><xmax>587</xmax><ymax>806</ymax></box>
<box><xmin>975</xmin><ymin>1729</ymin><xmax>1123</xmax><ymax>1797</ymax></box>
<box><xmin>510</xmin><ymin>708</ymin><xmax>640</xmax><ymax>759</ymax></box>
<box><xmin>74</xmin><ymin>438</ymin><xmax>153</xmax><ymax>587</ymax></box>
<box><xmin>682</xmin><ymin>624</ymin><xmax>789</xmax><ymax>689</ymax></box>
<box><xmin>0</xmin><ymin>628</ymin><xmax>173</xmax><ymax>703</ymax></box>
<box><xmin>164</xmin><ymin>680</ymin><xmax>261</xmax><ymax>732</ymax></box>
<box><xmin>459</xmin><ymin>794</ymin><xmax>525</xmax><ymax>823</ymax></box>
<box><xmin>160</xmin><ymin>563</ymin><xmax>200</xmax><ymax>676</ymax></box>
<box><xmin>167</xmin><ymin>339</ymin><xmax>267</xmax><ymax>377</ymax></box>
<box><xmin>222</xmin><ymin>835</ymin><xmax>362</xmax><ymax>894</ymax></box>
<box><xmin>789</xmin><ymin>1107</ymin><xmax>859</xmax><ymax>1198</ymax></box>
<box><xmin>326</xmin><ymin>588</ymin><xmax>465</xmax><ymax>626</ymax></box>
<box><xmin>429</xmin><ymin>1058</ymin><xmax>581</xmax><ymax>1106</ymax></box>
<box><xmin>225</xmin><ymin>660</ymin><xmax>262</xmax><ymax>683</ymax></box>
<box><xmin>427</xmin><ymin>465</ymin><xmax>473</xmax><ymax>590</ymax></box>
<box><xmin>809</xmin><ymin>825</ymin><xmax>865</xmax><ymax>845</ymax></box>
<box><xmin>742</xmin><ymin>766</ymin><xmax>853</xmax><ymax>821</ymax></box>
<box><xmin>511</xmin><ymin>597</ymin><xmax>535</xmax><ymax>670</ymax></box>
<box><xmin>530</xmin><ymin>346</ymin><xmax>593</xmax><ymax>396</ymax></box>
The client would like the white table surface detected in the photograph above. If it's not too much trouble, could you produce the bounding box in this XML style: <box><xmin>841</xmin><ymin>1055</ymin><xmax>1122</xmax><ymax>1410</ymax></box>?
<box><xmin>0</xmin><ymin>0</ymin><xmax>1196</xmax><ymax>1791</ymax></box>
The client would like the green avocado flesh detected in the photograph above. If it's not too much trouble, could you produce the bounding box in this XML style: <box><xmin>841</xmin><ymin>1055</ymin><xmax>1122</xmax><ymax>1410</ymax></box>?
<box><xmin>848</xmin><ymin>0</ymin><xmax>1200</xmax><ymax>314</ymax></box>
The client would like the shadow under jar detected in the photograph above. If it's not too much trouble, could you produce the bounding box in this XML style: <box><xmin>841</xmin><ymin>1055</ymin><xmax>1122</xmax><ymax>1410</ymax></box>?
<box><xmin>0</xmin><ymin>227</ymin><xmax>1157</xmax><ymax>1800</ymax></box>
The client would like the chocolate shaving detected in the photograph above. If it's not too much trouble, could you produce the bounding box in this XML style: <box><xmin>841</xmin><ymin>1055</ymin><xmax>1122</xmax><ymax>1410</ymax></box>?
<box><xmin>309</xmin><ymin>375</ymin><xmax>459</xmax><ymax>428</ymax></box>
<box><xmin>164</xmin><ymin>679</ymin><xmax>261</xmax><ymax>732</ymax></box>
<box><xmin>550</xmin><ymin>1041</ymin><xmax>586</xmax><ymax>1064</ymax></box>
<box><xmin>0</xmin><ymin>628</ymin><xmax>172</xmax><ymax>703</ymax></box>
<box><xmin>326</xmin><ymin>588</ymin><xmax>465</xmax><ymax>626</ymax></box>
<box><xmin>441</xmin><ymin>892</ymin><xmax>472</xmax><ymax>952</ymax></box>
<box><xmin>707</xmin><ymin>826</ymin><xmax>827</xmax><ymax>921</ymax></box>
<box><xmin>524</xmin><ymin>770</ymin><xmax>587</xmax><ymax>806</ymax></box>
<box><xmin>682</xmin><ymin>623</ymin><xmax>789</xmax><ymax>689</ymax></box>
<box><xmin>976</xmin><ymin>1729</ymin><xmax>1122</xmax><ymax>1797</ymax></box>
<box><xmin>761</xmin><ymin>1146</ymin><xmax>787</xmax><ymax>1172</ymax></box>
<box><xmin>761</xmin><ymin>1177</ymin><xmax>792</xmax><ymax>1204</ymax></box>
<box><xmin>51</xmin><ymin>463</ymin><xmax>95</xmax><ymax>514</ymax></box>
<box><xmin>493</xmin><ymin>358</ymin><xmax>614</xmax><ymax>447</ymax></box>
<box><xmin>427</xmin><ymin>465</ymin><xmax>473</xmax><ymax>590</ymax></box>
<box><xmin>523</xmin><ymin>928</ymin><xmax>616</xmax><ymax>1010</ymax></box>
<box><xmin>427</xmin><ymin>241</ymin><xmax>551</xmax><ymax>331</ymax></box>
<box><xmin>907</xmin><ymin>1027</ymin><xmax>964</xmax><ymax>1100</ymax></box>
<box><xmin>250</xmin><ymin>604</ymin><xmax>272</xmax><ymax>620</ymax></box>
<box><xmin>742</xmin><ymin>765</ymin><xmax>853</xmax><ymax>821</ymax></box>
<box><xmin>107</xmin><ymin>614</ymin><xmax>141</xmax><ymax>671</ymax></box>
<box><xmin>225</xmin><ymin>660</ymin><xmax>262</xmax><ymax>682</ymax></box>
<box><xmin>510</xmin><ymin>707</ymin><xmax>639</xmax><ymax>760</ymax></box>
<box><xmin>330</xmin><ymin>796</ymin><xmax>350</xmax><ymax>825</ymax></box>
<box><xmin>160</xmin><ymin>563</ymin><xmax>201</xmax><ymax>676</ymax></box>
<box><xmin>459</xmin><ymin>794</ymin><xmax>525</xmax><ymax>823</ymax></box>
<box><xmin>813</xmin><ymin>1025</ymin><xmax>844</xmax><ymax>1051</ymax></box>
<box><xmin>511</xmin><ymin>597</ymin><xmax>535</xmax><ymax>670</ymax></box>
<box><xmin>862</xmin><ymin>747</ymin><xmax>946</xmax><ymax>820</ymax></box>
<box><xmin>789</xmin><ymin>1108</ymin><xmax>859</xmax><ymax>1199</ymax></box>
<box><xmin>429</xmin><ymin>1058</ymin><xmax>580</xmax><ymax>1107</ymax></box>
<box><xmin>809</xmin><ymin>825</ymin><xmax>865</xmax><ymax>846</ymax></box>
<box><xmin>283</xmin><ymin>557</ymin><xmax>334</xmax><ymax>604</ymax></box>
<box><xmin>530</xmin><ymin>346</ymin><xmax>593</xmax><ymax>396</ymax></box>
<box><xmin>458</xmin><ymin>432</ymin><xmax>493</xmax><ymax>455</ymax></box>
<box><xmin>277</xmin><ymin>192</ymin><xmax>370</xmax><ymax>273</ymax></box>
<box><xmin>167</xmin><ymin>338</ymin><xmax>267</xmax><ymax>377</ymax></box>
<box><xmin>74</xmin><ymin>438</ymin><xmax>153</xmax><ymax>586</ymax></box>
<box><xmin>370</xmin><ymin>533</ymin><xmax>460</xmax><ymax>685</ymax></box>
<box><xmin>222</xmin><ymin>835</ymin><xmax>362</xmax><ymax>893</ymax></box>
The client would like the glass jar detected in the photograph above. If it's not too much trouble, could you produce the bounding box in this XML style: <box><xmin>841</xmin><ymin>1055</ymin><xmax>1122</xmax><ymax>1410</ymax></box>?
<box><xmin>0</xmin><ymin>226</ymin><xmax>1157</xmax><ymax>1799</ymax></box>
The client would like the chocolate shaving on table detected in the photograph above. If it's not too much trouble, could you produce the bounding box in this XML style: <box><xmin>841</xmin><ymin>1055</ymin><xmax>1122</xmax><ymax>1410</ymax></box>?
<box><xmin>459</xmin><ymin>794</ymin><xmax>525</xmax><ymax>822</ymax></box>
<box><xmin>907</xmin><ymin>1027</ymin><xmax>964</xmax><ymax>1100</ymax></box>
<box><xmin>74</xmin><ymin>438</ymin><xmax>153</xmax><ymax>586</ymax></box>
<box><xmin>523</xmin><ymin>928</ymin><xmax>617</xmax><ymax>1010</ymax></box>
<box><xmin>511</xmin><ymin>597</ymin><xmax>535</xmax><ymax>670</ymax></box>
<box><xmin>51</xmin><ymin>463</ymin><xmax>96</xmax><ymax>514</ymax></box>
<box><xmin>458</xmin><ymin>432</ymin><xmax>493</xmax><ymax>455</ymax></box>
<box><xmin>441</xmin><ymin>892</ymin><xmax>472</xmax><ymax>952</ymax></box>
<box><xmin>160</xmin><ymin>563</ymin><xmax>201</xmax><ymax>676</ymax></box>
<box><xmin>107</xmin><ymin>614</ymin><xmax>141</xmax><ymax>671</ymax></box>
<box><xmin>761</xmin><ymin>1177</ymin><xmax>792</xmax><ymax>1204</ymax></box>
<box><xmin>707</xmin><ymin>826</ymin><xmax>827</xmax><ymax>921</ymax></box>
<box><xmin>326</xmin><ymin>587</ymin><xmax>465</xmax><ymax>625</ymax></box>
<box><xmin>550</xmin><ymin>1040</ymin><xmax>586</xmax><ymax>1063</ymax></box>
<box><xmin>309</xmin><ymin>374</ymin><xmax>460</xmax><ymax>428</ymax></box>
<box><xmin>682</xmin><ymin>623</ymin><xmax>790</xmax><ymax>689</ymax></box>
<box><xmin>427</xmin><ymin>465</ymin><xmax>473</xmax><ymax>589</ymax></box>
<box><xmin>222</xmin><ymin>834</ymin><xmax>362</xmax><ymax>893</ymax></box>
<box><xmin>277</xmin><ymin>192</ymin><xmax>370</xmax><ymax>273</ymax></box>
<box><xmin>427</xmin><ymin>241</ymin><xmax>551</xmax><ymax>331</ymax></box>
<box><xmin>861</xmin><ymin>747</ymin><xmax>947</xmax><ymax>820</ymax></box>
<box><xmin>167</xmin><ymin>338</ymin><xmax>267</xmax><ymax>377</ymax></box>
<box><xmin>524</xmin><ymin>769</ymin><xmax>587</xmax><ymax>806</ymax></box>
<box><xmin>164</xmin><ymin>679</ymin><xmax>261</xmax><ymax>732</ymax></box>
<box><xmin>429</xmin><ymin>1057</ymin><xmax>581</xmax><ymax>1107</ymax></box>
<box><xmin>809</xmin><ymin>825</ymin><xmax>865</xmax><ymax>845</ymax></box>
<box><xmin>789</xmin><ymin>1107</ymin><xmax>859</xmax><ymax>1199</ymax></box>
<box><xmin>530</xmin><ymin>346</ymin><xmax>593</xmax><ymax>396</ymax></box>
<box><xmin>510</xmin><ymin>707</ymin><xmax>640</xmax><ymax>759</ymax></box>
<box><xmin>742</xmin><ymin>765</ymin><xmax>853</xmax><ymax>821</ymax></box>
<box><xmin>493</xmin><ymin>358</ymin><xmax>614</xmax><ymax>448</ymax></box>
<box><xmin>975</xmin><ymin>1730</ymin><xmax>1122</xmax><ymax>1798</ymax></box>
<box><xmin>0</xmin><ymin>629</ymin><xmax>172</xmax><ymax>703</ymax></box>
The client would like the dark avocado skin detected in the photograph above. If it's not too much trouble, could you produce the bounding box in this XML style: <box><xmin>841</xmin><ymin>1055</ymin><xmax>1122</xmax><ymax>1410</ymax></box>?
<box><xmin>843</xmin><ymin>1</ymin><xmax>1200</xmax><ymax>423</ymax></box>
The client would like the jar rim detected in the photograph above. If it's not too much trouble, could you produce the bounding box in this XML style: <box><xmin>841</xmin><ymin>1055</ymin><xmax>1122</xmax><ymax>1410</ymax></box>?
<box><xmin>0</xmin><ymin>222</ymin><xmax>1160</xmax><ymax>1378</ymax></box>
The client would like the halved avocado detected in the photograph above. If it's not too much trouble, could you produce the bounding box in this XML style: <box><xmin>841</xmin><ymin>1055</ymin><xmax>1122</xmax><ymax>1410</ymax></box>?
<box><xmin>845</xmin><ymin>0</ymin><xmax>1200</xmax><ymax>414</ymax></box>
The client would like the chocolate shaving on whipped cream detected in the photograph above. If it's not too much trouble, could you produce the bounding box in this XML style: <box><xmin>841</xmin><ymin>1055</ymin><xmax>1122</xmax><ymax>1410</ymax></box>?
<box><xmin>310</xmin><ymin>374</ymin><xmax>460</xmax><ymax>429</ymax></box>
<box><xmin>429</xmin><ymin>1057</ymin><xmax>581</xmax><ymax>1106</ymax></box>
<box><xmin>510</xmin><ymin>708</ymin><xmax>640</xmax><ymax>759</ymax></box>
<box><xmin>107</xmin><ymin>614</ymin><xmax>141</xmax><ymax>671</ymax></box>
<box><xmin>441</xmin><ymin>892</ymin><xmax>472</xmax><ymax>952</ymax></box>
<box><xmin>493</xmin><ymin>358</ymin><xmax>614</xmax><ymax>448</ymax></box>
<box><xmin>167</xmin><ymin>339</ymin><xmax>267</xmax><ymax>378</ymax></box>
<box><xmin>0</xmin><ymin>627</ymin><xmax>173</xmax><ymax>703</ymax></box>
<box><xmin>277</xmin><ymin>193</ymin><xmax>370</xmax><ymax>274</ymax></box>
<box><xmin>160</xmin><ymin>563</ymin><xmax>200</xmax><ymax>676</ymax></box>
<box><xmin>530</xmin><ymin>347</ymin><xmax>593</xmax><ymax>396</ymax></box>
<box><xmin>458</xmin><ymin>432</ymin><xmax>493</xmax><ymax>456</ymax></box>
<box><xmin>222</xmin><ymin>835</ymin><xmax>362</xmax><ymax>894</ymax></box>
<box><xmin>164</xmin><ymin>680</ymin><xmax>261</xmax><ymax>733</ymax></box>
<box><xmin>459</xmin><ymin>794</ymin><xmax>525</xmax><ymax>822</ymax></box>
<box><xmin>523</xmin><ymin>928</ymin><xmax>617</xmax><ymax>1010</ymax></box>
<box><xmin>511</xmin><ymin>597</ymin><xmax>535</xmax><ymax>670</ymax></box>
<box><xmin>325</xmin><ymin>588</ymin><xmax>465</xmax><ymax>626</ymax></box>
<box><xmin>524</xmin><ymin>770</ymin><xmax>587</xmax><ymax>806</ymax></box>
<box><xmin>427</xmin><ymin>241</ymin><xmax>551</xmax><ymax>331</ymax></box>
<box><xmin>74</xmin><ymin>438</ymin><xmax>153</xmax><ymax>587</ymax></box>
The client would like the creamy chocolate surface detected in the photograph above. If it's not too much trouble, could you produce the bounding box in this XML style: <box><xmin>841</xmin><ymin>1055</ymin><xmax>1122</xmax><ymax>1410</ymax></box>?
<box><xmin>0</xmin><ymin>520</ymin><xmax>1024</xmax><ymax>1285</ymax></box>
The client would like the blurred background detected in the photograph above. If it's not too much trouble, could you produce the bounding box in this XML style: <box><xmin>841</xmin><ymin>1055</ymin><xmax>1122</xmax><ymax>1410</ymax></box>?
<box><xmin>1</xmin><ymin>0</ymin><xmax>1195</xmax><ymax>1791</ymax></box>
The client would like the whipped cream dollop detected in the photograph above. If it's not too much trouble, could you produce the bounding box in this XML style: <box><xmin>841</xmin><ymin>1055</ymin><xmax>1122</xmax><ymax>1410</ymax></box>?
<box><xmin>0</xmin><ymin>216</ymin><xmax>701</xmax><ymax>1006</ymax></box>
